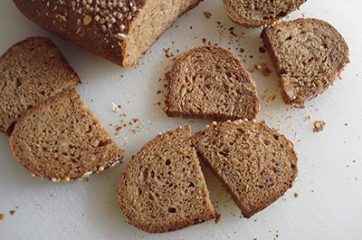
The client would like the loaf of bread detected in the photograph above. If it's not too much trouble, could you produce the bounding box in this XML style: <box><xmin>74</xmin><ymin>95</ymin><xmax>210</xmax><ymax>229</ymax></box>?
<box><xmin>193</xmin><ymin>120</ymin><xmax>298</xmax><ymax>218</ymax></box>
<box><xmin>262</xmin><ymin>18</ymin><xmax>349</xmax><ymax>106</ymax></box>
<box><xmin>0</xmin><ymin>37</ymin><xmax>80</xmax><ymax>134</ymax></box>
<box><xmin>9</xmin><ymin>89</ymin><xmax>124</xmax><ymax>182</ymax></box>
<box><xmin>118</xmin><ymin>126</ymin><xmax>216</xmax><ymax>233</ymax></box>
<box><xmin>13</xmin><ymin>0</ymin><xmax>202</xmax><ymax>68</ymax></box>
<box><xmin>224</xmin><ymin>0</ymin><xmax>307</xmax><ymax>28</ymax></box>
<box><xmin>165</xmin><ymin>46</ymin><xmax>259</xmax><ymax>121</ymax></box>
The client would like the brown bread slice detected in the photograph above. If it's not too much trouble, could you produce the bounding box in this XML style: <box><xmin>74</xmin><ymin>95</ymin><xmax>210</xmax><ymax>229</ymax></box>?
<box><xmin>118</xmin><ymin>126</ymin><xmax>216</xmax><ymax>233</ymax></box>
<box><xmin>192</xmin><ymin>120</ymin><xmax>298</xmax><ymax>218</ymax></box>
<box><xmin>224</xmin><ymin>0</ymin><xmax>307</xmax><ymax>28</ymax></box>
<box><xmin>165</xmin><ymin>46</ymin><xmax>259</xmax><ymax>121</ymax></box>
<box><xmin>9</xmin><ymin>89</ymin><xmax>124</xmax><ymax>182</ymax></box>
<box><xmin>262</xmin><ymin>18</ymin><xmax>349</xmax><ymax>106</ymax></box>
<box><xmin>0</xmin><ymin>37</ymin><xmax>80</xmax><ymax>134</ymax></box>
<box><xmin>13</xmin><ymin>0</ymin><xmax>202</xmax><ymax>68</ymax></box>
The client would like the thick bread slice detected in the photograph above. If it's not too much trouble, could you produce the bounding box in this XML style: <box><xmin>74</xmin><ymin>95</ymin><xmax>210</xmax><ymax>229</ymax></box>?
<box><xmin>224</xmin><ymin>0</ymin><xmax>307</xmax><ymax>28</ymax></box>
<box><xmin>165</xmin><ymin>46</ymin><xmax>259</xmax><ymax>121</ymax></box>
<box><xmin>262</xmin><ymin>18</ymin><xmax>349</xmax><ymax>106</ymax></box>
<box><xmin>0</xmin><ymin>37</ymin><xmax>80</xmax><ymax>134</ymax></box>
<box><xmin>192</xmin><ymin>120</ymin><xmax>297</xmax><ymax>218</ymax></box>
<box><xmin>13</xmin><ymin>0</ymin><xmax>202</xmax><ymax>68</ymax></box>
<box><xmin>9</xmin><ymin>89</ymin><xmax>124</xmax><ymax>182</ymax></box>
<box><xmin>118</xmin><ymin>126</ymin><xmax>216</xmax><ymax>233</ymax></box>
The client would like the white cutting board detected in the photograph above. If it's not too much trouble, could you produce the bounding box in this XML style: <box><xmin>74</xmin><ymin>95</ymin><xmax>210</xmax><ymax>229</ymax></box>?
<box><xmin>1</xmin><ymin>0</ymin><xmax>362</xmax><ymax>239</ymax></box>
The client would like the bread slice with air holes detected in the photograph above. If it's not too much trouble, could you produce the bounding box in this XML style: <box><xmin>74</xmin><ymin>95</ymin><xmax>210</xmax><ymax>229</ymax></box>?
<box><xmin>13</xmin><ymin>0</ymin><xmax>202</xmax><ymax>68</ymax></box>
<box><xmin>223</xmin><ymin>0</ymin><xmax>307</xmax><ymax>28</ymax></box>
<box><xmin>165</xmin><ymin>46</ymin><xmax>259</xmax><ymax>121</ymax></box>
<box><xmin>192</xmin><ymin>120</ymin><xmax>298</xmax><ymax>218</ymax></box>
<box><xmin>9</xmin><ymin>89</ymin><xmax>124</xmax><ymax>182</ymax></box>
<box><xmin>118</xmin><ymin>126</ymin><xmax>216</xmax><ymax>233</ymax></box>
<box><xmin>262</xmin><ymin>18</ymin><xmax>349</xmax><ymax>106</ymax></box>
<box><xmin>0</xmin><ymin>37</ymin><xmax>80</xmax><ymax>134</ymax></box>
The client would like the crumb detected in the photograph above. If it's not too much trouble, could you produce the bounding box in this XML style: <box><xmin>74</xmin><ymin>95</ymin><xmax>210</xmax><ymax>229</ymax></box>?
<box><xmin>304</xmin><ymin>115</ymin><xmax>312</xmax><ymax>121</ymax></box>
<box><xmin>156</xmin><ymin>90</ymin><xmax>162</xmax><ymax>94</ymax></box>
<box><xmin>112</xmin><ymin>103</ymin><xmax>120</xmax><ymax>112</ymax></box>
<box><xmin>9</xmin><ymin>210</ymin><xmax>15</xmax><ymax>215</ymax></box>
<box><xmin>258</xmin><ymin>46</ymin><xmax>266</xmax><ymax>53</ymax></box>
<box><xmin>239</xmin><ymin>48</ymin><xmax>245</xmax><ymax>53</ymax></box>
<box><xmin>313</xmin><ymin>121</ymin><xmax>326</xmax><ymax>133</ymax></box>
<box><xmin>202</xmin><ymin>38</ymin><xmax>207</xmax><ymax>44</ymax></box>
<box><xmin>0</xmin><ymin>213</ymin><xmax>4</xmax><ymax>220</ymax></box>
<box><xmin>203</xmin><ymin>11</ymin><xmax>212</xmax><ymax>19</ymax></box>
<box><xmin>294</xmin><ymin>192</ymin><xmax>299</xmax><ymax>198</ymax></box>
<box><xmin>163</xmin><ymin>48</ymin><xmax>173</xmax><ymax>58</ymax></box>
<box><xmin>214</xmin><ymin>212</ymin><xmax>221</xmax><ymax>223</ymax></box>
<box><xmin>250</xmin><ymin>63</ymin><xmax>272</xmax><ymax>76</ymax></box>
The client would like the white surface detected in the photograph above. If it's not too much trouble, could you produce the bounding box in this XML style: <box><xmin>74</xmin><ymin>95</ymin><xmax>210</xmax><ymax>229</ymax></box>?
<box><xmin>0</xmin><ymin>0</ymin><xmax>362</xmax><ymax>239</ymax></box>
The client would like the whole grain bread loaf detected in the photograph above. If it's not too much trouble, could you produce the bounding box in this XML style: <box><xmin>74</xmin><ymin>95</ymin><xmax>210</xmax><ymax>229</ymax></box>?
<box><xmin>13</xmin><ymin>0</ymin><xmax>202</xmax><ymax>68</ymax></box>
<box><xmin>262</xmin><ymin>18</ymin><xmax>349</xmax><ymax>106</ymax></box>
<box><xmin>193</xmin><ymin>120</ymin><xmax>298</xmax><ymax>218</ymax></box>
<box><xmin>224</xmin><ymin>0</ymin><xmax>307</xmax><ymax>28</ymax></box>
<box><xmin>165</xmin><ymin>46</ymin><xmax>259</xmax><ymax>121</ymax></box>
<box><xmin>9</xmin><ymin>89</ymin><xmax>124</xmax><ymax>182</ymax></box>
<box><xmin>118</xmin><ymin>126</ymin><xmax>216</xmax><ymax>233</ymax></box>
<box><xmin>0</xmin><ymin>37</ymin><xmax>80</xmax><ymax>134</ymax></box>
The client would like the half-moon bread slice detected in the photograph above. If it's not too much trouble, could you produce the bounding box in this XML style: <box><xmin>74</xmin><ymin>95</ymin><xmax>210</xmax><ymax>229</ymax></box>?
<box><xmin>224</xmin><ymin>0</ymin><xmax>307</xmax><ymax>28</ymax></box>
<box><xmin>262</xmin><ymin>18</ymin><xmax>349</xmax><ymax>106</ymax></box>
<box><xmin>165</xmin><ymin>46</ymin><xmax>259</xmax><ymax>121</ymax></box>
<box><xmin>9</xmin><ymin>89</ymin><xmax>124</xmax><ymax>182</ymax></box>
<box><xmin>0</xmin><ymin>37</ymin><xmax>80</xmax><ymax>134</ymax></box>
<box><xmin>192</xmin><ymin>120</ymin><xmax>298</xmax><ymax>218</ymax></box>
<box><xmin>118</xmin><ymin>126</ymin><xmax>216</xmax><ymax>233</ymax></box>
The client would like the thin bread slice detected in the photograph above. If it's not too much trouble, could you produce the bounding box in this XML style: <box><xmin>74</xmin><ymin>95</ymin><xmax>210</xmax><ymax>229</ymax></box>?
<box><xmin>224</xmin><ymin>0</ymin><xmax>307</xmax><ymax>28</ymax></box>
<box><xmin>262</xmin><ymin>18</ymin><xmax>349</xmax><ymax>106</ymax></box>
<box><xmin>192</xmin><ymin>120</ymin><xmax>298</xmax><ymax>218</ymax></box>
<box><xmin>0</xmin><ymin>37</ymin><xmax>80</xmax><ymax>134</ymax></box>
<box><xmin>165</xmin><ymin>46</ymin><xmax>259</xmax><ymax>121</ymax></box>
<box><xmin>118</xmin><ymin>126</ymin><xmax>216</xmax><ymax>233</ymax></box>
<box><xmin>9</xmin><ymin>89</ymin><xmax>124</xmax><ymax>182</ymax></box>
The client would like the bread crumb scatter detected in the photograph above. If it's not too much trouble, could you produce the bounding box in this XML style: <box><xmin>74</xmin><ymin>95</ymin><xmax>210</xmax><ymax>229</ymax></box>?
<box><xmin>294</xmin><ymin>192</ymin><xmax>299</xmax><ymax>198</ymax></box>
<box><xmin>313</xmin><ymin>120</ymin><xmax>326</xmax><ymax>133</ymax></box>
<box><xmin>9</xmin><ymin>210</ymin><xmax>16</xmax><ymax>215</ymax></box>
<box><xmin>250</xmin><ymin>63</ymin><xmax>272</xmax><ymax>76</ymax></box>
<box><xmin>304</xmin><ymin>115</ymin><xmax>312</xmax><ymax>121</ymax></box>
<box><xmin>0</xmin><ymin>213</ymin><xmax>4</xmax><ymax>220</ymax></box>
<box><xmin>203</xmin><ymin>11</ymin><xmax>212</xmax><ymax>19</ymax></box>
<box><xmin>112</xmin><ymin>103</ymin><xmax>121</xmax><ymax>112</ymax></box>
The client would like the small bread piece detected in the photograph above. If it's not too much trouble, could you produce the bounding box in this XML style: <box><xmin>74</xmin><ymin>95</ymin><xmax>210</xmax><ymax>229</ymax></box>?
<box><xmin>224</xmin><ymin>0</ymin><xmax>307</xmax><ymax>28</ymax></box>
<box><xmin>165</xmin><ymin>46</ymin><xmax>259</xmax><ymax>121</ymax></box>
<box><xmin>193</xmin><ymin>120</ymin><xmax>297</xmax><ymax>218</ymax></box>
<box><xmin>13</xmin><ymin>0</ymin><xmax>202</xmax><ymax>68</ymax></box>
<box><xmin>118</xmin><ymin>126</ymin><xmax>216</xmax><ymax>233</ymax></box>
<box><xmin>262</xmin><ymin>18</ymin><xmax>349</xmax><ymax>106</ymax></box>
<box><xmin>0</xmin><ymin>37</ymin><xmax>80</xmax><ymax>133</ymax></box>
<box><xmin>9</xmin><ymin>89</ymin><xmax>124</xmax><ymax>182</ymax></box>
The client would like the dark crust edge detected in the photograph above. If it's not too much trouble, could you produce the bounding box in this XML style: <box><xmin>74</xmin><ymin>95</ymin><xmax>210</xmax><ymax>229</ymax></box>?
<box><xmin>191</xmin><ymin>120</ymin><xmax>298</xmax><ymax>218</ymax></box>
<box><xmin>0</xmin><ymin>36</ymin><xmax>81</xmax><ymax>134</ymax></box>
<box><xmin>117</xmin><ymin>125</ymin><xmax>217</xmax><ymax>233</ymax></box>
<box><xmin>9</xmin><ymin>89</ymin><xmax>125</xmax><ymax>182</ymax></box>
<box><xmin>261</xmin><ymin>18</ymin><xmax>350</xmax><ymax>106</ymax></box>
<box><xmin>164</xmin><ymin>45</ymin><xmax>260</xmax><ymax>122</ymax></box>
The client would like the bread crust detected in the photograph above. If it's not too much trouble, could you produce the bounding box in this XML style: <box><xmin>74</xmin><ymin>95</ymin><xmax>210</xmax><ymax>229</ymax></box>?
<box><xmin>13</xmin><ymin>0</ymin><xmax>202</xmax><ymax>68</ymax></box>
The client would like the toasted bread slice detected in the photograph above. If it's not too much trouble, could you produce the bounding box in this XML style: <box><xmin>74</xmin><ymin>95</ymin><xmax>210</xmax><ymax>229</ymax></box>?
<box><xmin>0</xmin><ymin>37</ymin><xmax>80</xmax><ymax>134</ymax></box>
<box><xmin>262</xmin><ymin>18</ymin><xmax>349</xmax><ymax>106</ymax></box>
<box><xmin>165</xmin><ymin>46</ymin><xmax>259</xmax><ymax>121</ymax></box>
<box><xmin>193</xmin><ymin>120</ymin><xmax>298</xmax><ymax>218</ymax></box>
<box><xmin>224</xmin><ymin>0</ymin><xmax>307</xmax><ymax>28</ymax></box>
<box><xmin>118</xmin><ymin>126</ymin><xmax>216</xmax><ymax>233</ymax></box>
<box><xmin>9</xmin><ymin>89</ymin><xmax>124</xmax><ymax>182</ymax></box>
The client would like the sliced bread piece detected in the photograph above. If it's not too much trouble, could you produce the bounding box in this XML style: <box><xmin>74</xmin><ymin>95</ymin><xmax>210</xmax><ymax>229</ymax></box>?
<box><xmin>262</xmin><ymin>18</ymin><xmax>349</xmax><ymax>106</ymax></box>
<box><xmin>118</xmin><ymin>126</ymin><xmax>216</xmax><ymax>233</ymax></box>
<box><xmin>224</xmin><ymin>0</ymin><xmax>307</xmax><ymax>28</ymax></box>
<box><xmin>9</xmin><ymin>89</ymin><xmax>124</xmax><ymax>182</ymax></box>
<box><xmin>0</xmin><ymin>37</ymin><xmax>80</xmax><ymax>134</ymax></box>
<box><xmin>192</xmin><ymin>120</ymin><xmax>297</xmax><ymax>218</ymax></box>
<box><xmin>14</xmin><ymin>0</ymin><xmax>202</xmax><ymax>68</ymax></box>
<box><xmin>165</xmin><ymin>46</ymin><xmax>259</xmax><ymax>121</ymax></box>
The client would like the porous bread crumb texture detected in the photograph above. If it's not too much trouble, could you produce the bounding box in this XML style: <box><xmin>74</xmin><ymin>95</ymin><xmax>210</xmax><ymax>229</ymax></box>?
<box><xmin>118</xmin><ymin>126</ymin><xmax>216</xmax><ymax>233</ymax></box>
<box><xmin>224</xmin><ymin>0</ymin><xmax>307</xmax><ymax>28</ymax></box>
<box><xmin>13</xmin><ymin>0</ymin><xmax>202</xmax><ymax>68</ymax></box>
<box><xmin>9</xmin><ymin>89</ymin><xmax>124</xmax><ymax>181</ymax></box>
<box><xmin>165</xmin><ymin>46</ymin><xmax>260</xmax><ymax>121</ymax></box>
<box><xmin>0</xmin><ymin>37</ymin><xmax>80</xmax><ymax>133</ymax></box>
<box><xmin>193</xmin><ymin>121</ymin><xmax>298</xmax><ymax>218</ymax></box>
<box><xmin>262</xmin><ymin>18</ymin><xmax>349</xmax><ymax>106</ymax></box>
